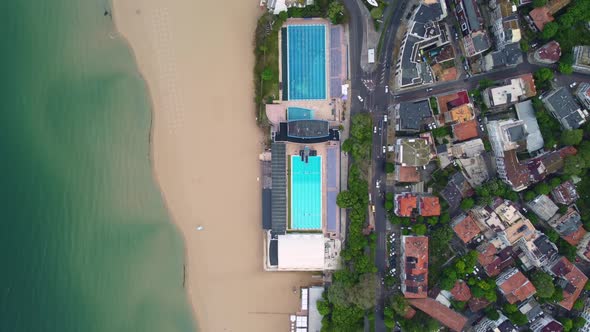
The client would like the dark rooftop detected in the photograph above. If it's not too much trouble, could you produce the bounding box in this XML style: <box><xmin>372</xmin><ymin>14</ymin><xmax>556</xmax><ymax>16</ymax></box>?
<box><xmin>399</xmin><ymin>100</ymin><xmax>432</xmax><ymax>132</ymax></box>
<box><xmin>543</xmin><ymin>87</ymin><xmax>584</xmax><ymax>129</ymax></box>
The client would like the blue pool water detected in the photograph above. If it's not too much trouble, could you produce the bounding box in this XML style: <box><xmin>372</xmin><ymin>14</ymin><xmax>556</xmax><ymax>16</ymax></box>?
<box><xmin>287</xmin><ymin>25</ymin><xmax>326</xmax><ymax>100</ymax></box>
<box><xmin>287</xmin><ymin>107</ymin><xmax>314</xmax><ymax>120</ymax></box>
<box><xmin>291</xmin><ymin>156</ymin><xmax>322</xmax><ymax>229</ymax></box>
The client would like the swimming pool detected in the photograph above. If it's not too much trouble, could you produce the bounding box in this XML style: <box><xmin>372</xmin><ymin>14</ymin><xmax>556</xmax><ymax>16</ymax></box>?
<box><xmin>290</xmin><ymin>155</ymin><xmax>322</xmax><ymax>230</ymax></box>
<box><xmin>287</xmin><ymin>107</ymin><xmax>314</xmax><ymax>120</ymax></box>
<box><xmin>287</xmin><ymin>25</ymin><xmax>327</xmax><ymax>100</ymax></box>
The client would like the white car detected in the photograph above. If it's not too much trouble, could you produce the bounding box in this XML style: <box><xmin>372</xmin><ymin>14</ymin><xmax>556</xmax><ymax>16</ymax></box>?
<box><xmin>374</xmin><ymin>126</ymin><xmax>377</xmax><ymax>134</ymax></box>
<box><xmin>384</xmin><ymin>114</ymin><xmax>388</xmax><ymax>122</ymax></box>
<box><xmin>382</xmin><ymin>146</ymin><xmax>386</xmax><ymax>154</ymax></box>
<box><xmin>570</xmin><ymin>82</ymin><xmax>578</xmax><ymax>88</ymax></box>
<box><xmin>357</xmin><ymin>95</ymin><xmax>364</xmax><ymax>102</ymax></box>
<box><xmin>385</xmin><ymin>86</ymin><xmax>389</xmax><ymax>93</ymax></box>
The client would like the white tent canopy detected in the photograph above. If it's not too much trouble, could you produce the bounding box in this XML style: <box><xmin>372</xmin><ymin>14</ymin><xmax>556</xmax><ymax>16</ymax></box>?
<box><xmin>278</xmin><ymin>234</ymin><xmax>324</xmax><ymax>270</ymax></box>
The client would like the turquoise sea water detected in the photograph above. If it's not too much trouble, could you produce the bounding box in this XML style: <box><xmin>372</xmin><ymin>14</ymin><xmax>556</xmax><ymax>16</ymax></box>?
<box><xmin>0</xmin><ymin>1</ymin><xmax>196</xmax><ymax>331</ymax></box>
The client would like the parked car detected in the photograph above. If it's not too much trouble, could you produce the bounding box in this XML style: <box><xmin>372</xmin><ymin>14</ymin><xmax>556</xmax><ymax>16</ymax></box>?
<box><xmin>374</xmin><ymin>126</ymin><xmax>377</xmax><ymax>134</ymax></box>
<box><xmin>426</xmin><ymin>87</ymin><xmax>433</xmax><ymax>92</ymax></box>
<box><xmin>385</xmin><ymin>85</ymin><xmax>389</xmax><ymax>93</ymax></box>
<box><xmin>570</xmin><ymin>82</ymin><xmax>578</xmax><ymax>88</ymax></box>
<box><xmin>357</xmin><ymin>95</ymin><xmax>364</xmax><ymax>102</ymax></box>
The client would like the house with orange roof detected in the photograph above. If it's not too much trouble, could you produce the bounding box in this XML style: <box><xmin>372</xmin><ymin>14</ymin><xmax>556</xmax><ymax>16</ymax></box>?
<box><xmin>395</xmin><ymin>166</ymin><xmax>421</xmax><ymax>183</ymax></box>
<box><xmin>452</xmin><ymin>213</ymin><xmax>482</xmax><ymax>244</ymax></box>
<box><xmin>450</xmin><ymin>280</ymin><xmax>472</xmax><ymax>302</ymax></box>
<box><xmin>452</xmin><ymin>120</ymin><xmax>479</xmax><ymax>142</ymax></box>
<box><xmin>548</xmin><ymin>256</ymin><xmax>588</xmax><ymax>310</ymax></box>
<box><xmin>395</xmin><ymin>193</ymin><xmax>418</xmax><ymax>217</ymax></box>
<box><xmin>496</xmin><ymin>267</ymin><xmax>536</xmax><ymax>304</ymax></box>
<box><xmin>548</xmin><ymin>207</ymin><xmax>586</xmax><ymax>246</ymax></box>
<box><xmin>443</xmin><ymin>103</ymin><xmax>474</xmax><ymax>124</ymax></box>
<box><xmin>528</xmin><ymin>0</ymin><xmax>571</xmax><ymax>31</ymax></box>
<box><xmin>401</xmin><ymin>236</ymin><xmax>429</xmax><ymax>298</ymax></box>
<box><xmin>408</xmin><ymin>297</ymin><xmax>467</xmax><ymax>332</ymax></box>
<box><xmin>419</xmin><ymin>196</ymin><xmax>441</xmax><ymax>216</ymax></box>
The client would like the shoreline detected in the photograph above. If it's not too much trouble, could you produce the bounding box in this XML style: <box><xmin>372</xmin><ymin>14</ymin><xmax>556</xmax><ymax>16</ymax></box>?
<box><xmin>111</xmin><ymin>1</ymin><xmax>314</xmax><ymax>330</ymax></box>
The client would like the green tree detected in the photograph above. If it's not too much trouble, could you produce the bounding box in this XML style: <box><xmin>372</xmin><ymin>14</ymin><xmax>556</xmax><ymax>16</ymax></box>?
<box><xmin>578</xmin><ymin>141</ymin><xmax>590</xmax><ymax>164</ymax></box>
<box><xmin>485</xmin><ymin>307</ymin><xmax>500</xmax><ymax>320</ymax></box>
<box><xmin>336</xmin><ymin>191</ymin><xmax>356</xmax><ymax>208</ymax></box>
<box><xmin>370</xmin><ymin>7</ymin><xmax>383</xmax><ymax>19</ymax></box>
<box><xmin>389</xmin><ymin>294</ymin><xmax>409</xmax><ymax>316</ymax></box>
<box><xmin>507</xmin><ymin>311</ymin><xmax>528</xmax><ymax>326</ymax></box>
<box><xmin>414</xmin><ymin>224</ymin><xmax>427</xmax><ymax>235</ymax></box>
<box><xmin>440</xmin><ymin>212</ymin><xmax>451</xmax><ymax>224</ymax></box>
<box><xmin>385</xmin><ymin>200</ymin><xmax>394</xmax><ymax>211</ymax></box>
<box><xmin>385</xmin><ymin>162</ymin><xmax>395</xmax><ymax>173</ymax></box>
<box><xmin>541</xmin><ymin>21</ymin><xmax>559</xmax><ymax>40</ymax></box>
<box><xmin>574</xmin><ymin>317</ymin><xmax>587</xmax><ymax>329</ymax></box>
<box><xmin>533</xmin><ymin>0</ymin><xmax>547</xmax><ymax>7</ymax></box>
<box><xmin>317</xmin><ymin>299</ymin><xmax>331</xmax><ymax>316</ymax></box>
<box><xmin>534</xmin><ymin>67</ymin><xmax>554</xmax><ymax>82</ymax></box>
<box><xmin>261</xmin><ymin>67</ymin><xmax>273</xmax><ymax>81</ymax></box>
<box><xmin>326</xmin><ymin>1</ymin><xmax>345</xmax><ymax>24</ymax></box>
<box><xmin>546</xmin><ymin>228</ymin><xmax>560</xmax><ymax>243</ymax></box>
<box><xmin>460</xmin><ymin>198</ymin><xmax>475</xmax><ymax>211</ymax></box>
<box><xmin>503</xmin><ymin>303</ymin><xmax>518</xmax><ymax>314</ymax></box>
<box><xmin>573</xmin><ymin>298</ymin><xmax>585</xmax><ymax>311</ymax></box>
<box><xmin>530</xmin><ymin>271</ymin><xmax>556</xmax><ymax>298</ymax></box>
<box><xmin>561</xmin><ymin>129</ymin><xmax>583</xmax><ymax>146</ymax></box>
<box><xmin>524</xmin><ymin>190</ymin><xmax>537</xmax><ymax>201</ymax></box>
<box><xmin>549</xmin><ymin>177</ymin><xmax>562</xmax><ymax>188</ymax></box>
<box><xmin>559</xmin><ymin>317</ymin><xmax>573</xmax><ymax>332</ymax></box>
<box><xmin>520</xmin><ymin>40</ymin><xmax>530</xmax><ymax>52</ymax></box>
<box><xmin>564</xmin><ymin>155</ymin><xmax>587</xmax><ymax>176</ymax></box>
<box><xmin>558</xmin><ymin>62</ymin><xmax>573</xmax><ymax>74</ymax></box>
<box><xmin>534</xmin><ymin>182</ymin><xmax>551</xmax><ymax>195</ymax></box>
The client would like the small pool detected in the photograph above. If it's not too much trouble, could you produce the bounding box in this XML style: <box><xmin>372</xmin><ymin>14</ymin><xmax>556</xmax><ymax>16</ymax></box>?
<box><xmin>290</xmin><ymin>155</ymin><xmax>322</xmax><ymax>230</ymax></box>
<box><xmin>287</xmin><ymin>25</ymin><xmax>326</xmax><ymax>100</ymax></box>
<box><xmin>287</xmin><ymin>107</ymin><xmax>314</xmax><ymax>120</ymax></box>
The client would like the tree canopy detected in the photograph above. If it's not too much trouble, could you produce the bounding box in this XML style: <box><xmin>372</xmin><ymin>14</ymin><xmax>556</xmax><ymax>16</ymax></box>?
<box><xmin>530</xmin><ymin>271</ymin><xmax>555</xmax><ymax>298</ymax></box>
<box><xmin>534</xmin><ymin>68</ymin><xmax>554</xmax><ymax>83</ymax></box>
<box><xmin>541</xmin><ymin>21</ymin><xmax>559</xmax><ymax>40</ymax></box>
<box><xmin>561</xmin><ymin>129</ymin><xmax>583</xmax><ymax>146</ymax></box>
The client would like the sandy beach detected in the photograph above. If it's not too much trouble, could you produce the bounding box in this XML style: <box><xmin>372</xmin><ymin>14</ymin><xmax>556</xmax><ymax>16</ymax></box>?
<box><xmin>112</xmin><ymin>0</ymin><xmax>314</xmax><ymax>330</ymax></box>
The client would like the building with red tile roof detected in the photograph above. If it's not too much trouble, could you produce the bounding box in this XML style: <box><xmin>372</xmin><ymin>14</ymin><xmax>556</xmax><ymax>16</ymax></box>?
<box><xmin>437</xmin><ymin>90</ymin><xmax>470</xmax><ymax>115</ymax></box>
<box><xmin>395</xmin><ymin>166</ymin><xmax>421</xmax><ymax>183</ymax></box>
<box><xmin>408</xmin><ymin>297</ymin><xmax>468</xmax><ymax>332</ymax></box>
<box><xmin>549</xmin><ymin>207</ymin><xmax>586</xmax><ymax>246</ymax></box>
<box><xmin>468</xmin><ymin>297</ymin><xmax>491</xmax><ymax>312</ymax></box>
<box><xmin>549</xmin><ymin>256</ymin><xmax>588</xmax><ymax>310</ymax></box>
<box><xmin>401</xmin><ymin>236</ymin><xmax>428</xmax><ymax>298</ymax></box>
<box><xmin>450</xmin><ymin>280</ymin><xmax>472</xmax><ymax>302</ymax></box>
<box><xmin>534</xmin><ymin>41</ymin><xmax>562</xmax><ymax>64</ymax></box>
<box><xmin>529</xmin><ymin>7</ymin><xmax>554</xmax><ymax>31</ymax></box>
<box><xmin>452</xmin><ymin>119</ymin><xmax>479</xmax><ymax>142</ymax></box>
<box><xmin>419</xmin><ymin>196</ymin><xmax>441</xmax><ymax>216</ymax></box>
<box><xmin>395</xmin><ymin>193</ymin><xmax>418</xmax><ymax>217</ymax></box>
<box><xmin>452</xmin><ymin>213</ymin><xmax>481</xmax><ymax>244</ymax></box>
<box><xmin>496</xmin><ymin>268</ymin><xmax>537</xmax><ymax>304</ymax></box>
<box><xmin>551</xmin><ymin>180</ymin><xmax>579</xmax><ymax>206</ymax></box>
<box><xmin>477</xmin><ymin>244</ymin><xmax>515</xmax><ymax>277</ymax></box>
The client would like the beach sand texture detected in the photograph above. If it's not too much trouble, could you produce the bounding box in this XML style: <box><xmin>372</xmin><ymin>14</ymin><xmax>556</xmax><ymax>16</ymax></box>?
<box><xmin>112</xmin><ymin>0</ymin><xmax>314</xmax><ymax>330</ymax></box>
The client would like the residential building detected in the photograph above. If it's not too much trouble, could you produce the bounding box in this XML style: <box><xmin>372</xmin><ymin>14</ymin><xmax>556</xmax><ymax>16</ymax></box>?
<box><xmin>395</xmin><ymin>1</ymin><xmax>448</xmax><ymax>87</ymax></box>
<box><xmin>547</xmin><ymin>256</ymin><xmax>588</xmax><ymax>310</ymax></box>
<box><xmin>516</xmin><ymin>232</ymin><xmax>559</xmax><ymax>270</ymax></box>
<box><xmin>474</xmin><ymin>312</ymin><xmax>514</xmax><ymax>332</ymax></box>
<box><xmin>394</xmin><ymin>193</ymin><xmax>441</xmax><ymax>217</ymax></box>
<box><xmin>551</xmin><ymin>180</ymin><xmax>579</xmax><ymax>205</ymax></box>
<box><xmin>548</xmin><ymin>207</ymin><xmax>586</xmax><ymax>246</ymax></box>
<box><xmin>579</xmin><ymin>298</ymin><xmax>590</xmax><ymax>332</ymax></box>
<box><xmin>454</xmin><ymin>0</ymin><xmax>491</xmax><ymax>57</ymax></box>
<box><xmin>395</xmin><ymin>166</ymin><xmax>421</xmax><ymax>183</ymax></box>
<box><xmin>452</xmin><ymin>119</ymin><xmax>479</xmax><ymax>142</ymax></box>
<box><xmin>452</xmin><ymin>213</ymin><xmax>482</xmax><ymax>244</ymax></box>
<box><xmin>526</xmin><ymin>194</ymin><xmax>558</xmax><ymax>221</ymax></box>
<box><xmin>533</xmin><ymin>41</ymin><xmax>561</xmax><ymax>64</ymax></box>
<box><xmin>482</xmin><ymin>43</ymin><xmax>523</xmax><ymax>71</ymax></box>
<box><xmin>395</xmin><ymin>100</ymin><xmax>433</xmax><ymax>132</ymax></box>
<box><xmin>458</xmin><ymin>155</ymin><xmax>490</xmax><ymax>187</ymax></box>
<box><xmin>541</xmin><ymin>87</ymin><xmax>588</xmax><ymax>130</ymax></box>
<box><xmin>437</xmin><ymin>90</ymin><xmax>470</xmax><ymax>115</ymax></box>
<box><xmin>451</xmin><ymin>138</ymin><xmax>485</xmax><ymax>158</ymax></box>
<box><xmin>407</xmin><ymin>297</ymin><xmax>467</xmax><ymax>332</ymax></box>
<box><xmin>575</xmin><ymin>82</ymin><xmax>590</xmax><ymax>110</ymax></box>
<box><xmin>440</xmin><ymin>171</ymin><xmax>474</xmax><ymax>210</ymax></box>
<box><xmin>443</xmin><ymin>103</ymin><xmax>474</xmax><ymax>124</ymax></box>
<box><xmin>488</xmin><ymin>0</ymin><xmax>521</xmax><ymax>50</ymax></box>
<box><xmin>477</xmin><ymin>242</ymin><xmax>515</xmax><ymax>276</ymax></box>
<box><xmin>515</xmin><ymin>100</ymin><xmax>544</xmax><ymax>153</ymax></box>
<box><xmin>463</xmin><ymin>30</ymin><xmax>491</xmax><ymax>57</ymax></box>
<box><xmin>530</xmin><ymin>316</ymin><xmax>564</xmax><ymax>332</ymax></box>
<box><xmin>573</xmin><ymin>45</ymin><xmax>590</xmax><ymax>74</ymax></box>
<box><xmin>528</xmin><ymin>0</ymin><xmax>571</xmax><ymax>31</ymax></box>
<box><xmin>482</xmin><ymin>74</ymin><xmax>536</xmax><ymax>108</ymax></box>
<box><xmin>394</xmin><ymin>137</ymin><xmax>435</xmax><ymax>167</ymax></box>
<box><xmin>496</xmin><ymin>267</ymin><xmax>536</xmax><ymax>304</ymax></box>
<box><xmin>518</xmin><ymin>298</ymin><xmax>543</xmax><ymax>322</ymax></box>
<box><xmin>576</xmin><ymin>232</ymin><xmax>590</xmax><ymax>262</ymax></box>
<box><xmin>401</xmin><ymin>236</ymin><xmax>428</xmax><ymax>298</ymax></box>
<box><xmin>450</xmin><ymin>280</ymin><xmax>472</xmax><ymax>302</ymax></box>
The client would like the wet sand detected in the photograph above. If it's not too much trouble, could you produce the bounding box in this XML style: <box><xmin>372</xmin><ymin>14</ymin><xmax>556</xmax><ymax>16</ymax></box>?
<box><xmin>112</xmin><ymin>1</ymin><xmax>314</xmax><ymax>330</ymax></box>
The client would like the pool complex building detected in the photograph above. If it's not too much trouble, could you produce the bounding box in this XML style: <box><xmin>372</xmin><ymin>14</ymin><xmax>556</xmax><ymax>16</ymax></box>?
<box><xmin>282</xmin><ymin>24</ymin><xmax>327</xmax><ymax>100</ymax></box>
<box><xmin>290</xmin><ymin>155</ymin><xmax>322</xmax><ymax>230</ymax></box>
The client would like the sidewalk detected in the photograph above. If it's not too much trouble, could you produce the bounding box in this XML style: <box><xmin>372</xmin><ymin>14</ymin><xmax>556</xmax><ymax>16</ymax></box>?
<box><xmin>357</xmin><ymin>0</ymin><xmax>380</xmax><ymax>72</ymax></box>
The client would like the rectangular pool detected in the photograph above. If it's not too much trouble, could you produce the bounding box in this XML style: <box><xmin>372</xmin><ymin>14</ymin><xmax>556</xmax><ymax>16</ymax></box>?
<box><xmin>290</xmin><ymin>155</ymin><xmax>322</xmax><ymax>230</ymax></box>
<box><xmin>287</xmin><ymin>25</ymin><xmax>327</xmax><ymax>100</ymax></box>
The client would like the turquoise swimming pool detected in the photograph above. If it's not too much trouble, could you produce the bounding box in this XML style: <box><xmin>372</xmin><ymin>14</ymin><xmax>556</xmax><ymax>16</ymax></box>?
<box><xmin>290</xmin><ymin>155</ymin><xmax>322</xmax><ymax>230</ymax></box>
<box><xmin>287</xmin><ymin>107</ymin><xmax>314</xmax><ymax>120</ymax></box>
<box><xmin>287</xmin><ymin>25</ymin><xmax>326</xmax><ymax>100</ymax></box>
